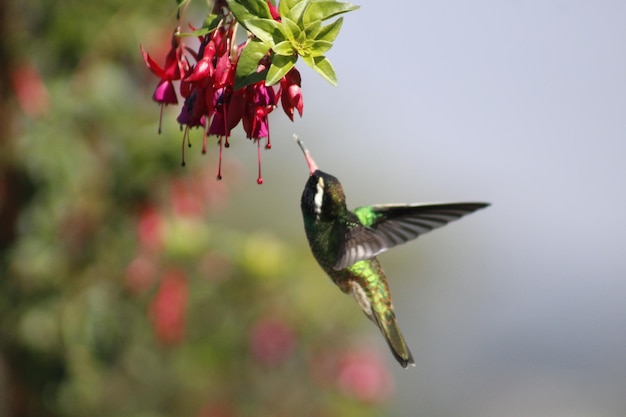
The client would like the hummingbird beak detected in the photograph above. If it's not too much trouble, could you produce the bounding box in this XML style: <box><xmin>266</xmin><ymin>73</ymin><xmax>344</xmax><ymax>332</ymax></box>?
<box><xmin>294</xmin><ymin>134</ymin><xmax>319</xmax><ymax>175</ymax></box>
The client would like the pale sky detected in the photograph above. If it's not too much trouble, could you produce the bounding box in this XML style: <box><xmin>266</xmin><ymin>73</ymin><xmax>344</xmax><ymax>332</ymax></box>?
<box><xmin>224</xmin><ymin>1</ymin><xmax>626</xmax><ymax>415</ymax></box>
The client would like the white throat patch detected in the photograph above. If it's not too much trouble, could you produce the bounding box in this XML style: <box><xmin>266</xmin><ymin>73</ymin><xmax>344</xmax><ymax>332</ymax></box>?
<box><xmin>314</xmin><ymin>177</ymin><xmax>324</xmax><ymax>218</ymax></box>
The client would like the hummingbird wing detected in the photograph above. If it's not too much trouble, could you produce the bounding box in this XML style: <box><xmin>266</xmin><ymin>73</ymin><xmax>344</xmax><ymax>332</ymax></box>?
<box><xmin>333</xmin><ymin>202</ymin><xmax>489</xmax><ymax>270</ymax></box>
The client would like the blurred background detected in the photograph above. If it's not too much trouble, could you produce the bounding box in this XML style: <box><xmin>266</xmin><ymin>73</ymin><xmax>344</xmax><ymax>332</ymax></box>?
<box><xmin>2</xmin><ymin>0</ymin><xmax>626</xmax><ymax>416</ymax></box>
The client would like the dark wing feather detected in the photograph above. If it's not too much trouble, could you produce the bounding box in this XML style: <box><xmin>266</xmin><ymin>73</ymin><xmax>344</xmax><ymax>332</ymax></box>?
<box><xmin>333</xmin><ymin>220</ymin><xmax>387</xmax><ymax>270</ymax></box>
<box><xmin>333</xmin><ymin>202</ymin><xmax>489</xmax><ymax>270</ymax></box>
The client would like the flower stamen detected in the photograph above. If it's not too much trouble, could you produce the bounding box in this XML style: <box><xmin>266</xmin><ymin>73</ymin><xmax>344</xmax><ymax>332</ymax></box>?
<box><xmin>256</xmin><ymin>139</ymin><xmax>263</xmax><ymax>185</ymax></box>
<box><xmin>217</xmin><ymin>136</ymin><xmax>224</xmax><ymax>180</ymax></box>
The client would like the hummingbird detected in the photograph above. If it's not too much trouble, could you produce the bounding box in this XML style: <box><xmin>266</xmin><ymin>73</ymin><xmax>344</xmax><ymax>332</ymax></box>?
<box><xmin>295</xmin><ymin>137</ymin><xmax>489</xmax><ymax>368</ymax></box>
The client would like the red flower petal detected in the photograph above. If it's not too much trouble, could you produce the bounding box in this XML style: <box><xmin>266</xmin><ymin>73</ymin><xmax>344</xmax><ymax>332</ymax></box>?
<box><xmin>140</xmin><ymin>44</ymin><xmax>168</xmax><ymax>79</ymax></box>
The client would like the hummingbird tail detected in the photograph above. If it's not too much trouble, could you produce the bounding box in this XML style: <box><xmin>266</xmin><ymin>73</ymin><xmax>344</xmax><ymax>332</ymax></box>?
<box><xmin>373</xmin><ymin>311</ymin><xmax>415</xmax><ymax>368</ymax></box>
<box><xmin>348</xmin><ymin>278</ymin><xmax>415</xmax><ymax>368</ymax></box>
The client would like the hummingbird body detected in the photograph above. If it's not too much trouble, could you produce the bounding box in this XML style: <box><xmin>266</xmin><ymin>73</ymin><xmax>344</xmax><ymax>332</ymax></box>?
<box><xmin>296</xmin><ymin>137</ymin><xmax>489</xmax><ymax>368</ymax></box>
<box><xmin>301</xmin><ymin>171</ymin><xmax>415</xmax><ymax>366</ymax></box>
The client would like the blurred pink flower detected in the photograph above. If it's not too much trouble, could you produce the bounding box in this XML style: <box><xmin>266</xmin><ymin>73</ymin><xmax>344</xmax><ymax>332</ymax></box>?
<box><xmin>125</xmin><ymin>253</ymin><xmax>157</xmax><ymax>294</ymax></box>
<box><xmin>336</xmin><ymin>348</ymin><xmax>394</xmax><ymax>404</ymax></box>
<box><xmin>249</xmin><ymin>317</ymin><xmax>296</xmax><ymax>366</ymax></box>
<box><xmin>149</xmin><ymin>269</ymin><xmax>188</xmax><ymax>346</ymax></box>
<box><xmin>11</xmin><ymin>63</ymin><xmax>50</xmax><ymax>117</ymax></box>
<box><xmin>137</xmin><ymin>205</ymin><xmax>164</xmax><ymax>251</ymax></box>
<box><xmin>168</xmin><ymin>166</ymin><xmax>230</xmax><ymax>215</ymax></box>
<box><xmin>169</xmin><ymin>177</ymin><xmax>205</xmax><ymax>218</ymax></box>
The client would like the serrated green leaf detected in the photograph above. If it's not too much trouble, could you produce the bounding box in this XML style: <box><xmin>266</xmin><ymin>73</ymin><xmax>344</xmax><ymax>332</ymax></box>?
<box><xmin>280</xmin><ymin>17</ymin><xmax>301</xmax><ymax>42</ymax></box>
<box><xmin>304</xmin><ymin>20</ymin><xmax>322</xmax><ymax>39</ymax></box>
<box><xmin>283</xmin><ymin>0</ymin><xmax>312</xmax><ymax>24</ymax></box>
<box><xmin>303</xmin><ymin>0</ymin><xmax>359</xmax><ymax>25</ymax></box>
<box><xmin>316</xmin><ymin>17</ymin><xmax>343</xmax><ymax>42</ymax></box>
<box><xmin>302</xmin><ymin>55</ymin><xmax>337</xmax><ymax>86</ymax></box>
<box><xmin>235</xmin><ymin>39</ymin><xmax>271</xmax><ymax>90</ymax></box>
<box><xmin>265</xmin><ymin>54</ymin><xmax>298</xmax><ymax>85</ymax></box>
<box><xmin>272</xmin><ymin>41</ymin><xmax>296</xmax><ymax>56</ymax></box>
<box><xmin>245</xmin><ymin>18</ymin><xmax>283</xmax><ymax>45</ymax></box>
<box><xmin>307</xmin><ymin>40</ymin><xmax>333</xmax><ymax>57</ymax></box>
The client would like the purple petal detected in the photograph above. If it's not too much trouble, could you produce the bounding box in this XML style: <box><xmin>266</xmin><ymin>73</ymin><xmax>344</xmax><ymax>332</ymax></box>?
<box><xmin>153</xmin><ymin>80</ymin><xmax>178</xmax><ymax>105</ymax></box>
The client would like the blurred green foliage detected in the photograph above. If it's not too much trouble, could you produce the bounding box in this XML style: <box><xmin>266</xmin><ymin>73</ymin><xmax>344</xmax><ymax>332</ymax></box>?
<box><xmin>0</xmin><ymin>0</ymin><xmax>392</xmax><ymax>416</ymax></box>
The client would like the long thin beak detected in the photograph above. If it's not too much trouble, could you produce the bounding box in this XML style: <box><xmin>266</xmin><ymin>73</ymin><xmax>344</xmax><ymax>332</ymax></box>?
<box><xmin>294</xmin><ymin>134</ymin><xmax>319</xmax><ymax>175</ymax></box>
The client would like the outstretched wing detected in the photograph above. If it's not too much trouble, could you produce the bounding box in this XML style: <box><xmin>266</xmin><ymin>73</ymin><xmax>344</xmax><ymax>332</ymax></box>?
<box><xmin>333</xmin><ymin>202</ymin><xmax>489</xmax><ymax>270</ymax></box>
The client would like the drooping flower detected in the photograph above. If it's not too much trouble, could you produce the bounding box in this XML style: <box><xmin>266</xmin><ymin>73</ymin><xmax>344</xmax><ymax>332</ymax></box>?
<box><xmin>242</xmin><ymin>82</ymin><xmax>276</xmax><ymax>141</ymax></box>
<box><xmin>241</xmin><ymin>82</ymin><xmax>277</xmax><ymax>184</ymax></box>
<box><xmin>267</xmin><ymin>0</ymin><xmax>281</xmax><ymax>21</ymax></box>
<box><xmin>280</xmin><ymin>67</ymin><xmax>303</xmax><ymax>121</ymax></box>
<box><xmin>140</xmin><ymin>28</ymin><xmax>187</xmax><ymax>133</ymax></box>
<box><xmin>140</xmin><ymin>4</ymin><xmax>309</xmax><ymax>184</ymax></box>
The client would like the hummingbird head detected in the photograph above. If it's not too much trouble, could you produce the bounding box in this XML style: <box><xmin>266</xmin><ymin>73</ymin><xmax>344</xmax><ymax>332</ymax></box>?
<box><xmin>295</xmin><ymin>135</ymin><xmax>347</xmax><ymax>220</ymax></box>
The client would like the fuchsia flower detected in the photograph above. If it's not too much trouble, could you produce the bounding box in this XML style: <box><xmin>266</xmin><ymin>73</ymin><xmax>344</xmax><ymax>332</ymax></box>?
<box><xmin>141</xmin><ymin>8</ymin><xmax>305</xmax><ymax>183</ymax></box>
<box><xmin>140</xmin><ymin>29</ymin><xmax>187</xmax><ymax>133</ymax></box>
<box><xmin>267</xmin><ymin>1</ymin><xmax>281</xmax><ymax>21</ymax></box>
<box><xmin>280</xmin><ymin>67</ymin><xmax>303</xmax><ymax>121</ymax></box>
<box><xmin>242</xmin><ymin>82</ymin><xmax>276</xmax><ymax>141</ymax></box>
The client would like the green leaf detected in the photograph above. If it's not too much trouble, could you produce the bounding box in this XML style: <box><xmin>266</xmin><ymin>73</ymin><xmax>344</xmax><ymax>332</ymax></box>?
<box><xmin>303</xmin><ymin>0</ymin><xmax>359</xmax><ymax>25</ymax></box>
<box><xmin>226</xmin><ymin>0</ymin><xmax>272</xmax><ymax>20</ymax></box>
<box><xmin>282</xmin><ymin>0</ymin><xmax>312</xmax><ymax>24</ymax></box>
<box><xmin>307</xmin><ymin>40</ymin><xmax>333</xmax><ymax>57</ymax></box>
<box><xmin>177</xmin><ymin>27</ymin><xmax>212</xmax><ymax>38</ymax></box>
<box><xmin>302</xmin><ymin>55</ymin><xmax>337</xmax><ymax>86</ymax></box>
<box><xmin>235</xmin><ymin>39</ymin><xmax>271</xmax><ymax>90</ymax></box>
<box><xmin>278</xmin><ymin>0</ymin><xmax>300</xmax><ymax>19</ymax></box>
<box><xmin>225</xmin><ymin>0</ymin><xmax>256</xmax><ymax>32</ymax></box>
<box><xmin>279</xmin><ymin>17</ymin><xmax>301</xmax><ymax>42</ymax></box>
<box><xmin>297</xmin><ymin>30</ymin><xmax>307</xmax><ymax>44</ymax></box>
<box><xmin>245</xmin><ymin>18</ymin><xmax>283</xmax><ymax>45</ymax></box>
<box><xmin>304</xmin><ymin>20</ymin><xmax>322</xmax><ymax>39</ymax></box>
<box><xmin>203</xmin><ymin>14</ymin><xmax>223</xmax><ymax>32</ymax></box>
<box><xmin>316</xmin><ymin>17</ymin><xmax>343</xmax><ymax>42</ymax></box>
<box><xmin>272</xmin><ymin>41</ymin><xmax>295</xmax><ymax>56</ymax></box>
<box><xmin>265</xmin><ymin>54</ymin><xmax>298</xmax><ymax>85</ymax></box>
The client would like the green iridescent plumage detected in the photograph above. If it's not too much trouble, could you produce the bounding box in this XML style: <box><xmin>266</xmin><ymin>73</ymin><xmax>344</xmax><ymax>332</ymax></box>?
<box><xmin>295</xmin><ymin>137</ymin><xmax>489</xmax><ymax>368</ymax></box>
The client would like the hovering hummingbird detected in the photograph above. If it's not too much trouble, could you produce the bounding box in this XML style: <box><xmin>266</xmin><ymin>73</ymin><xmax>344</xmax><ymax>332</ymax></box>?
<box><xmin>295</xmin><ymin>137</ymin><xmax>489</xmax><ymax>368</ymax></box>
